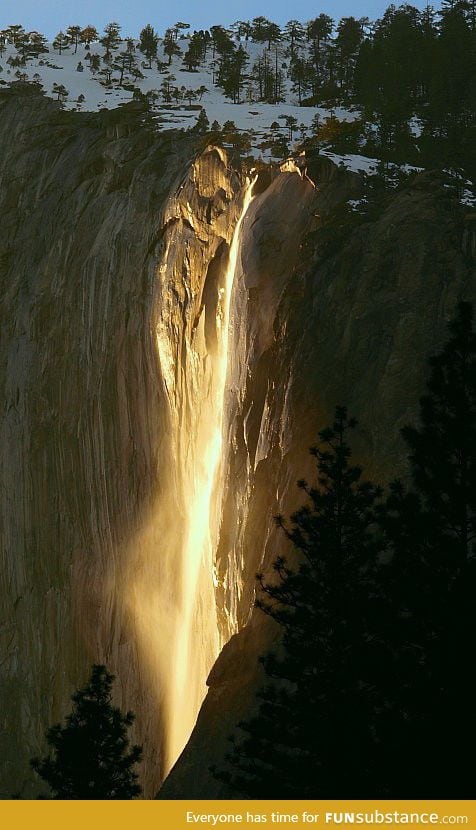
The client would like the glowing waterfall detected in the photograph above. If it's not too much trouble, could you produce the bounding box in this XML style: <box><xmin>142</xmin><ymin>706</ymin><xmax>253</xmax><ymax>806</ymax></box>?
<box><xmin>124</xmin><ymin>177</ymin><xmax>256</xmax><ymax>782</ymax></box>
<box><xmin>163</xmin><ymin>178</ymin><xmax>256</xmax><ymax>770</ymax></box>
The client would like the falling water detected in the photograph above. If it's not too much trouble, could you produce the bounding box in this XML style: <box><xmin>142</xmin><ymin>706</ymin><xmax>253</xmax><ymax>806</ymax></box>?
<box><xmin>126</xmin><ymin>176</ymin><xmax>256</xmax><ymax>775</ymax></box>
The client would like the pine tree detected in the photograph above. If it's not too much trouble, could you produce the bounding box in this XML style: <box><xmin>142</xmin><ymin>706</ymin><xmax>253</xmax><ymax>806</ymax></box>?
<box><xmin>159</xmin><ymin>73</ymin><xmax>175</xmax><ymax>102</ymax></box>
<box><xmin>193</xmin><ymin>108</ymin><xmax>210</xmax><ymax>134</ymax></box>
<box><xmin>113</xmin><ymin>50</ymin><xmax>139</xmax><ymax>85</ymax></box>
<box><xmin>101</xmin><ymin>22</ymin><xmax>121</xmax><ymax>58</ymax></box>
<box><xmin>284</xmin><ymin>20</ymin><xmax>306</xmax><ymax>59</ymax></box>
<box><xmin>163</xmin><ymin>29</ymin><xmax>182</xmax><ymax>65</ymax></box>
<box><xmin>382</xmin><ymin>303</ymin><xmax>475</xmax><ymax>577</ymax></box>
<box><xmin>281</xmin><ymin>114</ymin><xmax>298</xmax><ymax>140</ymax></box>
<box><xmin>289</xmin><ymin>56</ymin><xmax>312</xmax><ymax>105</ymax></box>
<box><xmin>88</xmin><ymin>54</ymin><xmax>101</xmax><ymax>74</ymax></box>
<box><xmin>139</xmin><ymin>24</ymin><xmax>158</xmax><ymax>69</ymax></box>
<box><xmin>80</xmin><ymin>26</ymin><xmax>99</xmax><ymax>47</ymax></box>
<box><xmin>31</xmin><ymin>665</ymin><xmax>142</xmax><ymax>799</ymax></box>
<box><xmin>265</xmin><ymin>22</ymin><xmax>282</xmax><ymax>50</ymax></box>
<box><xmin>335</xmin><ymin>17</ymin><xmax>363</xmax><ymax>95</ymax></box>
<box><xmin>232</xmin><ymin>20</ymin><xmax>252</xmax><ymax>40</ymax></box>
<box><xmin>307</xmin><ymin>14</ymin><xmax>334</xmax><ymax>79</ymax></box>
<box><xmin>66</xmin><ymin>25</ymin><xmax>81</xmax><ymax>54</ymax></box>
<box><xmin>214</xmin><ymin>408</ymin><xmax>387</xmax><ymax>797</ymax></box>
<box><xmin>404</xmin><ymin>303</ymin><xmax>475</xmax><ymax>559</ymax></box>
<box><xmin>210</xmin><ymin>25</ymin><xmax>234</xmax><ymax>59</ymax></box>
<box><xmin>216</xmin><ymin>45</ymin><xmax>249</xmax><ymax>103</ymax></box>
<box><xmin>53</xmin><ymin>31</ymin><xmax>69</xmax><ymax>55</ymax></box>
<box><xmin>52</xmin><ymin>82</ymin><xmax>69</xmax><ymax>101</ymax></box>
<box><xmin>182</xmin><ymin>88</ymin><xmax>196</xmax><ymax>105</ymax></box>
<box><xmin>251</xmin><ymin>16</ymin><xmax>272</xmax><ymax>43</ymax></box>
<box><xmin>183</xmin><ymin>33</ymin><xmax>204</xmax><ymax>71</ymax></box>
<box><xmin>27</xmin><ymin>32</ymin><xmax>49</xmax><ymax>58</ymax></box>
<box><xmin>251</xmin><ymin>51</ymin><xmax>281</xmax><ymax>102</ymax></box>
<box><xmin>378</xmin><ymin>302</ymin><xmax>476</xmax><ymax>795</ymax></box>
<box><xmin>14</xmin><ymin>29</ymin><xmax>31</xmax><ymax>61</ymax></box>
<box><xmin>5</xmin><ymin>24</ymin><xmax>26</xmax><ymax>46</ymax></box>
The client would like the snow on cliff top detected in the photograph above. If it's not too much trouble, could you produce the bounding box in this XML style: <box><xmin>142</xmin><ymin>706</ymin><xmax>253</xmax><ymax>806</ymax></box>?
<box><xmin>0</xmin><ymin>37</ymin><xmax>360</xmax><ymax>161</ymax></box>
<box><xmin>0</xmin><ymin>36</ymin><xmax>448</xmax><ymax>183</ymax></box>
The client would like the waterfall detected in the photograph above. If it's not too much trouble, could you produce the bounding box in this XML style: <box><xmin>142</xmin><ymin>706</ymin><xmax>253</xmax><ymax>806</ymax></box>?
<box><xmin>126</xmin><ymin>177</ymin><xmax>257</xmax><ymax>777</ymax></box>
<box><xmin>166</xmin><ymin>177</ymin><xmax>256</xmax><ymax>766</ymax></box>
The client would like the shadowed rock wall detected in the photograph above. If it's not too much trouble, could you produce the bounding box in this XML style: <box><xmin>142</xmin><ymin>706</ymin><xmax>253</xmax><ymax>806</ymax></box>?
<box><xmin>0</xmin><ymin>87</ymin><xmax>474</xmax><ymax>800</ymax></box>
<box><xmin>0</xmin><ymin>89</ymin><xmax>243</xmax><ymax>797</ymax></box>
<box><xmin>160</xmin><ymin>158</ymin><xmax>476</xmax><ymax>799</ymax></box>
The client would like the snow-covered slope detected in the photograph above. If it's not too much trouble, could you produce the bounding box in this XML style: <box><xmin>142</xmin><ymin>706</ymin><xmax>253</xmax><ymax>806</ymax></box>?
<box><xmin>1</xmin><ymin>33</ymin><xmax>473</xmax><ymax>187</ymax></box>
<box><xmin>0</xmin><ymin>36</ymin><xmax>359</xmax><ymax>159</ymax></box>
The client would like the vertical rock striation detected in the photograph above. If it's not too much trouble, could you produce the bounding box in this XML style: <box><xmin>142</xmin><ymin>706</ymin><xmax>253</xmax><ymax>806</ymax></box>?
<box><xmin>0</xmin><ymin>89</ymin><xmax>248</xmax><ymax>796</ymax></box>
<box><xmin>160</xmin><ymin>158</ymin><xmax>476</xmax><ymax>798</ymax></box>
<box><xmin>0</xmin><ymin>88</ymin><xmax>474</xmax><ymax>800</ymax></box>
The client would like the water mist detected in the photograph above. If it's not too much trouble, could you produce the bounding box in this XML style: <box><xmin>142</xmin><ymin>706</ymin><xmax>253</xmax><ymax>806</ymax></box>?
<box><xmin>127</xmin><ymin>177</ymin><xmax>257</xmax><ymax>775</ymax></box>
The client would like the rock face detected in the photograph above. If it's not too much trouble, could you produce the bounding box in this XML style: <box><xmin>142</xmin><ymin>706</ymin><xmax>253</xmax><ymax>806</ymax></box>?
<box><xmin>160</xmin><ymin>158</ymin><xmax>476</xmax><ymax>797</ymax></box>
<box><xmin>0</xmin><ymin>87</ymin><xmax>474</xmax><ymax>799</ymax></box>
<box><xmin>0</xmin><ymin>88</ymin><xmax>243</xmax><ymax>797</ymax></box>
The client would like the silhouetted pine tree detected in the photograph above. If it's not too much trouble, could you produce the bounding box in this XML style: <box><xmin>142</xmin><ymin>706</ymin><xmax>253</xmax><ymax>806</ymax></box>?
<box><xmin>378</xmin><ymin>302</ymin><xmax>476</xmax><ymax>796</ymax></box>
<box><xmin>213</xmin><ymin>408</ymin><xmax>389</xmax><ymax>797</ymax></box>
<box><xmin>215</xmin><ymin>305</ymin><xmax>476</xmax><ymax>798</ymax></box>
<box><xmin>31</xmin><ymin>665</ymin><xmax>142</xmax><ymax>799</ymax></box>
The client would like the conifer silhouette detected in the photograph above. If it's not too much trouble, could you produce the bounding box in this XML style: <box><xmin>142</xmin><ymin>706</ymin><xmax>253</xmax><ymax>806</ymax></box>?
<box><xmin>214</xmin><ymin>407</ymin><xmax>388</xmax><ymax>797</ymax></box>
<box><xmin>31</xmin><ymin>665</ymin><xmax>142</xmax><ymax>799</ymax></box>
<box><xmin>215</xmin><ymin>304</ymin><xmax>476</xmax><ymax>798</ymax></box>
<box><xmin>378</xmin><ymin>301</ymin><xmax>476</xmax><ymax>795</ymax></box>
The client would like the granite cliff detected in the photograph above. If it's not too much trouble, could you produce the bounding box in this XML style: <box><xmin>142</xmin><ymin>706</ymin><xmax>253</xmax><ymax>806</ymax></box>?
<box><xmin>0</xmin><ymin>86</ymin><xmax>474</xmax><ymax>798</ymax></box>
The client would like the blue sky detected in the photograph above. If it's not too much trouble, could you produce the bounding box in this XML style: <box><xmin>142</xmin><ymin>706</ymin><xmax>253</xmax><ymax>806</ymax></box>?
<box><xmin>0</xmin><ymin>0</ymin><xmax>440</xmax><ymax>38</ymax></box>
